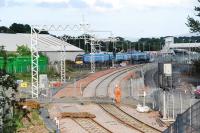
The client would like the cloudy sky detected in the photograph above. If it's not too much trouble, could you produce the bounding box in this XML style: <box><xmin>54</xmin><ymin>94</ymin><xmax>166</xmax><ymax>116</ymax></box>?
<box><xmin>0</xmin><ymin>0</ymin><xmax>197</xmax><ymax>39</ymax></box>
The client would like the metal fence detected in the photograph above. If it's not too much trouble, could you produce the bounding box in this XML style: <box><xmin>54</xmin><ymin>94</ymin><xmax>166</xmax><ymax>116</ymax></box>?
<box><xmin>151</xmin><ymin>89</ymin><xmax>198</xmax><ymax>119</ymax></box>
<box><xmin>120</xmin><ymin>63</ymin><xmax>157</xmax><ymax>103</ymax></box>
<box><xmin>117</xmin><ymin>56</ymin><xmax>200</xmax><ymax>133</ymax></box>
<box><xmin>157</xmin><ymin>54</ymin><xmax>200</xmax><ymax>64</ymax></box>
<box><xmin>163</xmin><ymin>100</ymin><xmax>200</xmax><ymax>133</ymax></box>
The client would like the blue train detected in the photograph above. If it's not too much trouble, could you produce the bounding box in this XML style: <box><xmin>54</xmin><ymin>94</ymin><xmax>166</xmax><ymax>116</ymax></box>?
<box><xmin>75</xmin><ymin>51</ymin><xmax>150</xmax><ymax>64</ymax></box>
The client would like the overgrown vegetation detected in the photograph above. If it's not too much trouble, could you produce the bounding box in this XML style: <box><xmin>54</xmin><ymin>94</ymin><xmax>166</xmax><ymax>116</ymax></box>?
<box><xmin>0</xmin><ymin>72</ymin><xmax>45</xmax><ymax>132</ymax></box>
<box><xmin>3</xmin><ymin>106</ymin><xmax>29</xmax><ymax>132</ymax></box>
<box><xmin>16</xmin><ymin>45</ymin><xmax>31</xmax><ymax>56</ymax></box>
<box><xmin>187</xmin><ymin>0</ymin><xmax>200</xmax><ymax>75</ymax></box>
<box><xmin>7</xmin><ymin>108</ymin><xmax>45</xmax><ymax>133</ymax></box>
<box><xmin>187</xmin><ymin>0</ymin><xmax>200</xmax><ymax>33</ymax></box>
<box><xmin>0</xmin><ymin>47</ymin><xmax>19</xmax><ymax>132</ymax></box>
<box><xmin>0</xmin><ymin>46</ymin><xmax>41</xmax><ymax>132</ymax></box>
<box><xmin>15</xmin><ymin>73</ymin><xmax>31</xmax><ymax>82</ymax></box>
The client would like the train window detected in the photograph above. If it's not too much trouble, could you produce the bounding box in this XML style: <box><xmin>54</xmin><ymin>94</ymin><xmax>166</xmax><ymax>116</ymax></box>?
<box><xmin>76</xmin><ymin>55</ymin><xmax>83</xmax><ymax>61</ymax></box>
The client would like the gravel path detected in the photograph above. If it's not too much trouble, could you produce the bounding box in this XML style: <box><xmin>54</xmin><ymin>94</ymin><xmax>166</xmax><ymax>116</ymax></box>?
<box><xmin>119</xmin><ymin>105</ymin><xmax>167</xmax><ymax>131</ymax></box>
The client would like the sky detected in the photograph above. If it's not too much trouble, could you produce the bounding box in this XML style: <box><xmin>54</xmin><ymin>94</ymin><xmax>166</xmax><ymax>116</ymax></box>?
<box><xmin>0</xmin><ymin>0</ymin><xmax>198</xmax><ymax>40</ymax></box>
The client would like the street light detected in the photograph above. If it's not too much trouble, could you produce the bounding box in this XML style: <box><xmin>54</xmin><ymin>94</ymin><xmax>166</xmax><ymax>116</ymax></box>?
<box><xmin>143</xmin><ymin>42</ymin><xmax>145</xmax><ymax>52</ymax></box>
<box><xmin>195</xmin><ymin>40</ymin><xmax>197</xmax><ymax>51</ymax></box>
<box><xmin>112</xmin><ymin>37</ymin><xmax>118</xmax><ymax>68</ymax></box>
<box><xmin>148</xmin><ymin>43</ymin><xmax>150</xmax><ymax>51</ymax></box>
<box><xmin>137</xmin><ymin>42</ymin><xmax>140</xmax><ymax>51</ymax></box>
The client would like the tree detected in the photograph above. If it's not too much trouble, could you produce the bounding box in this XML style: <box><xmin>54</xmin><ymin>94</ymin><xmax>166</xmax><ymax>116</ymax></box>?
<box><xmin>0</xmin><ymin>46</ymin><xmax>18</xmax><ymax>132</ymax></box>
<box><xmin>187</xmin><ymin>0</ymin><xmax>200</xmax><ymax>32</ymax></box>
<box><xmin>0</xmin><ymin>70</ymin><xmax>18</xmax><ymax>132</ymax></box>
<box><xmin>9</xmin><ymin>23</ymin><xmax>30</xmax><ymax>33</ymax></box>
<box><xmin>187</xmin><ymin>1</ymin><xmax>200</xmax><ymax>75</ymax></box>
<box><xmin>39</xmin><ymin>30</ymin><xmax>49</xmax><ymax>34</ymax></box>
<box><xmin>16</xmin><ymin>45</ymin><xmax>31</xmax><ymax>56</ymax></box>
<box><xmin>24</xmin><ymin>24</ymin><xmax>31</xmax><ymax>33</ymax></box>
<box><xmin>1</xmin><ymin>23</ymin><xmax>49</xmax><ymax>34</ymax></box>
<box><xmin>0</xmin><ymin>26</ymin><xmax>14</xmax><ymax>33</ymax></box>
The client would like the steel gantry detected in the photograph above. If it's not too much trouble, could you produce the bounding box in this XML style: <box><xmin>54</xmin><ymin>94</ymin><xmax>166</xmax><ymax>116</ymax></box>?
<box><xmin>90</xmin><ymin>36</ymin><xmax>97</xmax><ymax>73</ymax></box>
<box><xmin>31</xmin><ymin>24</ymin><xmax>90</xmax><ymax>99</ymax></box>
<box><xmin>88</xmin><ymin>31</ymin><xmax>117</xmax><ymax>70</ymax></box>
<box><xmin>31</xmin><ymin>27</ymin><xmax>39</xmax><ymax>98</ymax></box>
<box><xmin>60</xmin><ymin>38</ymin><xmax>66</xmax><ymax>83</ymax></box>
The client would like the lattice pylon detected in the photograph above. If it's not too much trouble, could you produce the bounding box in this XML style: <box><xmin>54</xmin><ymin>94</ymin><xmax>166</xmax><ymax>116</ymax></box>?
<box><xmin>30</xmin><ymin>24</ymin><xmax>90</xmax><ymax>98</ymax></box>
<box><xmin>31</xmin><ymin>28</ymin><xmax>39</xmax><ymax>99</ymax></box>
<box><xmin>60</xmin><ymin>43</ymin><xmax>66</xmax><ymax>83</ymax></box>
<box><xmin>90</xmin><ymin>38</ymin><xmax>96</xmax><ymax>73</ymax></box>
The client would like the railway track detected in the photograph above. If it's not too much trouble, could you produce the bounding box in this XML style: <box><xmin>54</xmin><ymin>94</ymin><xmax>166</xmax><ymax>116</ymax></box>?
<box><xmin>95</xmin><ymin>65</ymin><xmax>142</xmax><ymax>97</ymax></box>
<box><xmin>73</xmin><ymin>118</ymin><xmax>111</xmax><ymax>133</ymax></box>
<box><xmin>75</xmin><ymin>63</ymin><xmax>162</xmax><ymax>133</ymax></box>
<box><xmin>100</xmin><ymin>104</ymin><xmax>162</xmax><ymax>133</ymax></box>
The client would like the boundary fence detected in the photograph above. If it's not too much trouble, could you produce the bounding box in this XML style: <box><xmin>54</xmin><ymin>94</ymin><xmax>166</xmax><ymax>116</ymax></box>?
<box><xmin>163</xmin><ymin>100</ymin><xmax>200</xmax><ymax>133</ymax></box>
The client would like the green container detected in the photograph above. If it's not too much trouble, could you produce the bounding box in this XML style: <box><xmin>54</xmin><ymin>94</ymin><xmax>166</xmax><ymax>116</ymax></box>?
<box><xmin>0</xmin><ymin>57</ymin><xmax>15</xmax><ymax>73</ymax></box>
<box><xmin>0</xmin><ymin>56</ymin><xmax>48</xmax><ymax>73</ymax></box>
<box><xmin>7</xmin><ymin>57</ymin><xmax>15</xmax><ymax>73</ymax></box>
<box><xmin>38</xmin><ymin>56</ymin><xmax>48</xmax><ymax>73</ymax></box>
<box><xmin>13</xmin><ymin>56</ymin><xmax>31</xmax><ymax>73</ymax></box>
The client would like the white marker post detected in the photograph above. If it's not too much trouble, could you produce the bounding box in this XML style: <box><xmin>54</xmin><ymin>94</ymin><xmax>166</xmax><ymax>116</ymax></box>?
<box><xmin>180</xmin><ymin>92</ymin><xmax>183</xmax><ymax>114</ymax></box>
<box><xmin>130</xmin><ymin>78</ymin><xmax>133</xmax><ymax>97</ymax></box>
<box><xmin>172</xmin><ymin>92</ymin><xmax>175</xmax><ymax>120</ymax></box>
<box><xmin>55</xmin><ymin>117</ymin><xmax>60</xmax><ymax>132</ymax></box>
<box><xmin>80</xmin><ymin>83</ymin><xmax>82</xmax><ymax>96</ymax></box>
<box><xmin>143</xmin><ymin>91</ymin><xmax>146</xmax><ymax>107</ymax></box>
<box><xmin>163</xmin><ymin>91</ymin><xmax>167</xmax><ymax>120</ymax></box>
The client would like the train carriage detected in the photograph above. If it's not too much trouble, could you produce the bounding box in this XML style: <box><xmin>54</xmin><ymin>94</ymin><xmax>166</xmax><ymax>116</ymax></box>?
<box><xmin>75</xmin><ymin>51</ymin><xmax>150</xmax><ymax>65</ymax></box>
<box><xmin>82</xmin><ymin>53</ymin><xmax>111</xmax><ymax>64</ymax></box>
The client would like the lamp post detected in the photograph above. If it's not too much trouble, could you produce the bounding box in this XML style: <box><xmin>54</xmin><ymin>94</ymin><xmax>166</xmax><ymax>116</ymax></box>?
<box><xmin>160</xmin><ymin>42</ymin><xmax>161</xmax><ymax>51</ymax></box>
<box><xmin>112</xmin><ymin>37</ymin><xmax>118</xmax><ymax>68</ymax></box>
<box><xmin>148</xmin><ymin>43</ymin><xmax>150</xmax><ymax>51</ymax></box>
<box><xmin>122</xmin><ymin>41</ymin><xmax>124</xmax><ymax>52</ymax></box>
<box><xmin>143</xmin><ymin>42</ymin><xmax>145</xmax><ymax>52</ymax></box>
<box><xmin>182</xmin><ymin>39</ymin><xmax>185</xmax><ymax>62</ymax></box>
<box><xmin>129</xmin><ymin>41</ymin><xmax>133</xmax><ymax>64</ymax></box>
<box><xmin>195</xmin><ymin>40</ymin><xmax>198</xmax><ymax>60</ymax></box>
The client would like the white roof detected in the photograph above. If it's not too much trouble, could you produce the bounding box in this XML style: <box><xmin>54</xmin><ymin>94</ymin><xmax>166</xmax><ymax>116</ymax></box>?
<box><xmin>169</xmin><ymin>43</ymin><xmax>200</xmax><ymax>48</ymax></box>
<box><xmin>0</xmin><ymin>33</ymin><xmax>84</xmax><ymax>52</ymax></box>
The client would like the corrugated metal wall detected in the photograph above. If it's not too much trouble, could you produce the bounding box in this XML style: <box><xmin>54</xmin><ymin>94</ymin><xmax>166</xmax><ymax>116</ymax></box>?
<box><xmin>0</xmin><ymin>56</ymin><xmax>48</xmax><ymax>73</ymax></box>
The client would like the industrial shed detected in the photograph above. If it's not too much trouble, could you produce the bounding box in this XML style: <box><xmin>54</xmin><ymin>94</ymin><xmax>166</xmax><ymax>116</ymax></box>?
<box><xmin>0</xmin><ymin>33</ymin><xmax>84</xmax><ymax>62</ymax></box>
